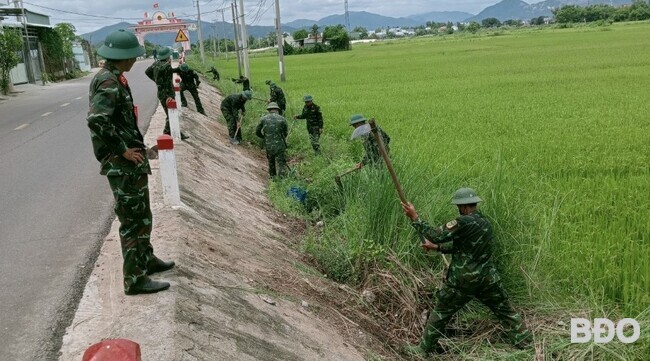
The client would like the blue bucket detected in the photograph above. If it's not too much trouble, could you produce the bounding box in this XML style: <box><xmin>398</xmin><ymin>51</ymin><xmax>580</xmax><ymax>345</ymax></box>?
<box><xmin>287</xmin><ymin>186</ymin><xmax>307</xmax><ymax>205</ymax></box>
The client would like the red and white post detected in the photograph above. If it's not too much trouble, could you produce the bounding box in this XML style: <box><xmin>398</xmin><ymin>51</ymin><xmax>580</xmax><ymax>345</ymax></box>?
<box><xmin>174</xmin><ymin>78</ymin><xmax>182</xmax><ymax>113</ymax></box>
<box><xmin>166</xmin><ymin>98</ymin><xmax>181</xmax><ymax>142</ymax></box>
<box><xmin>157</xmin><ymin>135</ymin><xmax>181</xmax><ymax>207</ymax></box>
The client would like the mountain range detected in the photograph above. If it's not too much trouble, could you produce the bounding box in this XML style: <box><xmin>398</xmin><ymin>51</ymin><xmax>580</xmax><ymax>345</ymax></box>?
<box><xmin>81</xmin><ymin>0</ymin><xmax>634</xmax><ymax>45</ymax></box>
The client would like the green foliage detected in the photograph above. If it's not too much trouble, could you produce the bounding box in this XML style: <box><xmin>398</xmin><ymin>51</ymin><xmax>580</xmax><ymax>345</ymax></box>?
<box><xmin>143</xmin><ymin>40</ymin><xmax>156</xmax><ymax>58</ymax></box>
<box><xmin>202</xmin><ymin>23</ymin><xmax>650</xmax><ymax>359</ymax></box>
<box><xmin>530</xmin><ymin>16</ymin><xmax>547</xmax><ymax>26</ymax></box>
<box><xmin>482</xmin><ymin>17</ymin><xmax>502</xmax><ymax>28</ymax></box>
<box><xmin>292</xmin><ymin>29</ymin><xmax>308</xmax><ymax>40</ymax></box>
<box><xmin>54</xmin><ymin>23</ymin><xmax>77</xmax><ymax>59</ymax></box>
<box><xmin>0</xmin><ymin>27</ymin><xmax>23</xmax><ymax>94</ymax></box>
<box><xmin>322</xmin><ymin>24</ymin><xmax>350</xmax><ymax>51</ymax></box>
<box><xmin>467</xmin><ymin>21</ymin><xmax>481</xmax><ymax>33</ymax></box>
<box><xmin>555</xmin><ymin>1</ymin><xmax>650</xmax><ymax>24</ymax></box>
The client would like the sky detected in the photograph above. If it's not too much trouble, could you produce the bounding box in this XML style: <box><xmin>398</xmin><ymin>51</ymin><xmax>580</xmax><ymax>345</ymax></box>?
<box><xmin>8</xmin><ymin>0</ymin><xmax>525</xmax><ymax>34</ymax></box>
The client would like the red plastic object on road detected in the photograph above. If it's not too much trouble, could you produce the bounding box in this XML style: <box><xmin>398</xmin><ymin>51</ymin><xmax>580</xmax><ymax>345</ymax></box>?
<box><xmin>82</xmin><ymin>339</ymin><xmax>141</xmax><ymax>361</ymax></box>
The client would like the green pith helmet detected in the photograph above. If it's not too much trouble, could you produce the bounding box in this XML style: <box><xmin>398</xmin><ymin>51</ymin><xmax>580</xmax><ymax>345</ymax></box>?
<box><xmin>266</xmin><ymin>102</ymin><xmax>280</xmax><ymax>110</ymax></box>
<box><xmin>349</xmin><ymin>114</ymin><xmax>367</xmax><ymax>126</ymax></box>
<box><xmin>451</xmin><ymin>188</ymin><xmax>483</xmax><ymax>205</ymax></box>
<box><xmin>265</xmin><ymin>80</ymin><xmax>272</xmax><ymax>85</ymax></box>
<box><xmin>303</xmin><ymin>94</ymin><xmax>313</xmax><ymax>102</ymax></box>
<box><xmin>97</xmin><ymin>29</ymin><xmax>144</xmax><ymax>60</ymax></box>
<box><xmin>157</xmin><ymin>47</ymin><xmax>171</xmax><ymax>60</ymax></box>
<box><xmin>179</xmin><ymin>63</ymin><xmax>189</xmax><ymax>71</ymax></box>
<box><xmin>242</xmin><ymin>90</ymin><xmax>253</xmax><ymax>99</ymax></box>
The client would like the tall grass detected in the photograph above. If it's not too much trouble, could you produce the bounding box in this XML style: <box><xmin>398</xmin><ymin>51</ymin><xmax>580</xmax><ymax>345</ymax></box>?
<box><xmin>188</xmin><ymin>22</ymin><xmax>650</xmax><ymax>359</ymax></box>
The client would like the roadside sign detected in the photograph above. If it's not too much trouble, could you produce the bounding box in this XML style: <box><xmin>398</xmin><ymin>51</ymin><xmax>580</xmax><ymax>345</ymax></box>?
<box><xmin>175</xmin><ymin>29</ymin><xmax>189</xmax><ymax>42</ymax></box>
<box><xmin>188</xmin><ymin>23</ymin><xmax>197</xmax><ymax>31</ymax></box>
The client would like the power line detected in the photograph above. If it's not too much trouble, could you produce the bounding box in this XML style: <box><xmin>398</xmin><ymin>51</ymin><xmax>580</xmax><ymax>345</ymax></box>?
<box><xmin>22</xmin><ymin>1</ymin><xmax>142</xmax><ymax>20</ymax></box>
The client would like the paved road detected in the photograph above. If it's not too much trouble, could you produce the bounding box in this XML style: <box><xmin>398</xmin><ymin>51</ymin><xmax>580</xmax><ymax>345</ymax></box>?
<box><xmin>0</xmin><ymin>60</ymin><xmax>158</xmax><ymax>361</ymax></box>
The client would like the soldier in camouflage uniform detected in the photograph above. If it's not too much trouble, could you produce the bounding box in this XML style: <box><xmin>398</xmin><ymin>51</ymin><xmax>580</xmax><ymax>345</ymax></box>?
<box><xmin>87</xmin><ymin>29</ymin><xmax>175</xmax><ymax>296</ymax></box>
<box><xmin>348</xmin><ymin>114</ymin><xmax>390</xmax><ymax>169</ymax></box>
<box><xmin>220</xmin><ymin>90</ymin><xmax>252</xmax><ymax>144</ymax></box>
<box><xmin>145</xmin><ymin>47</ymin><xmax>188</xmax><ymax>139</ymax></box>
<box><xmin>292</xmin><ymin>95</ymin><xmax>323</xmax><ymax>154</ymax></box>
<box><xmin>401</xmin><ymin>188</ymin><xmax>532</xmax><ymax>356</ymax></box>
<box><xmin>178</xmin><ymin>63</ymin><xmax>206</xmax><ymax>115</ymax></box>
<box><xmin>207</xmin><ymin>66</ymin><xmax>220</xmax><ymax>81</ymax></box>
<box><xmin>265</xmin><ymin>80</ymin><xmax>286</xmax><ymax>116</ymax></box>
<box><xmin>231</xmin><ymin>75</ymin><xmax>250</xmax><ymax>91</ymax></box>
<box><xmin>255</xmin><ymin>102</ymin><xmax>288</xmax><ymax>178</ymax></box>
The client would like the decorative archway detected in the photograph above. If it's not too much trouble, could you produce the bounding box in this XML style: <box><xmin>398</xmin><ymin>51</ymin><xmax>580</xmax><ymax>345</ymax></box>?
<box><xmin>131</xmin><ymin>10</ymin><xmax>191</xmax><ymax>52</ymax></box>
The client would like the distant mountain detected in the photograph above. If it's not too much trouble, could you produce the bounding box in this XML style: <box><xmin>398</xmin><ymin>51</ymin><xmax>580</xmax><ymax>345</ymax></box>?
<box><xmin>466</xmin><ymin>0</ymin><xmax>633</xmax><ymax>22</ymax></box>
<box><xmin>283</xmin><ymin>18</ymin><xmax>318</xmax><ymax>28</ymax></box>
<box><xmin>285</xmin><ymin>11</ymin><xmax>421</xmax><ymax>30</ymax></box>
<box><xmin>407</xmin><ymin>11</ymin><xmax>475</xmax><ymax>24</ymax></box>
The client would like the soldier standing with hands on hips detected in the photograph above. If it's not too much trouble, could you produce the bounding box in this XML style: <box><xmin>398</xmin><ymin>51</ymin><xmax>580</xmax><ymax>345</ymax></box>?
<box><xmin>400</xmin><ymin>188</ymin><xmax>532</xmax><ymax>356</ymax></box>
<box><xmin>87</xmin><ymin>29</ymin><xmax>175</xmax><ymax>295</ymax></box>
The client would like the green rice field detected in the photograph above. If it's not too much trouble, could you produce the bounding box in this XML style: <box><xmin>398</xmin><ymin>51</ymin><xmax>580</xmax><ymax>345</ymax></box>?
<box><xmin>190</xmin><ymin>21</ymin><xmax>649</xmax><ymax>360</ymax></box>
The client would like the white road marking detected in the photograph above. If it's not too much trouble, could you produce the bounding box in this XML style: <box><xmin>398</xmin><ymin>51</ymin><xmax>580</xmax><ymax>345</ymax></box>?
<box><xmin>61</xmin><ymin>103</ymin><xmax>70</xmax><ymax>107</ymax></box>
<box><xmin>75</xmin><ymin>96</ymin><xmax>83</xmax><ymax>100</ymax></box>
<box><xmin>14</xmin><ymin>124</ymin><xmax>29</xmax><ymax>131</ymax></box>
<box><xmin>41</xmin><ymin>112</ymin><xmax>52</xmax><ymax>117</ymax></box>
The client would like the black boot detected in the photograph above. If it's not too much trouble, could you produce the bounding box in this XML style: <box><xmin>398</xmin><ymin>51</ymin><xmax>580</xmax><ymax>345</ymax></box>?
<box><xmin>147</xmin><ymin>257</ymin><xmax>175</xmax><ymax>275</ymax></box>
<box><xmin>125</xmin><ymin>276</ymin><xmax>170</xmax><ymax>295</ymax></box>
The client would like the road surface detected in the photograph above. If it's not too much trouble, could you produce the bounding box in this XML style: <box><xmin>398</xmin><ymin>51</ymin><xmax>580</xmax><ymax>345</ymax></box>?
<box><xmin>0</xmin><ymin>60</ymin><xmax>158</xmax><ymax>361</ymax></box>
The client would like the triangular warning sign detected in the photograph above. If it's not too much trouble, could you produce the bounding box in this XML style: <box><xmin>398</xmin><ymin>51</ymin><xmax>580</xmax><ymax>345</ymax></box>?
<box><xmin>175</xmin><ymin>29</ymin><xmax>189</xmax><ymax>43</ymax></box>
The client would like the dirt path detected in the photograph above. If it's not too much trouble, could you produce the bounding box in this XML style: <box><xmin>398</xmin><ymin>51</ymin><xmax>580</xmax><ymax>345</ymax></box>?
<box><xmin>58</xmin><ymin>83</ymin><xmax>373</xmax><ymax>360</ymax></box>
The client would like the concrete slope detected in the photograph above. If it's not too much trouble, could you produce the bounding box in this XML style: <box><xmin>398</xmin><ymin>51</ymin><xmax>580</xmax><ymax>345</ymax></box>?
<box><xmin>58</xmin><ymin>82</ymin><xmax>368</xmax><ymax>360</ymax></box>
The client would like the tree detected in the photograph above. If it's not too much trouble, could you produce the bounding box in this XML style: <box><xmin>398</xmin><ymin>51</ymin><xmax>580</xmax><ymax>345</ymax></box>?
<box><xmin>266</xmin><ymin>31</ymin><xmax>276</xmax><ymax>47</ymax></box>
<box><xmin>54</xmin><ymin>23</ymin><xmax>77</xmax><ymax>74</ymax></box>
<box><xmin>0</xmin><ymin>27</ymin><xmax>23</xmax><ymax>94</ymax></box>
<box><xmin>467</xmin><ymin>21</ymin><xmax>481</xmax><ymax>33</ymax></box>
<box><xmin>481</xmin><ymin>17</ymin><xmax>501</xmax><ymax>28</ymax></box>
<box><xmin>352</xmin><ymin>26</ymin><xmax>368</xmax><ymax>39</ymax></box>
<box><xmin>293</xmin><ymin>29</ymin><xmax>308</xmax><ymax>40</ymax></box>
<box><xmin>143</xmin><ymin>40</ymin><xmax>156</xmax><ymax>58</ymax></box>
<box><xmin>310</xmin><ymin>24</ymin><xmax>319</xmax><ymax>42</ymax></box>
<box><xmin>530</xmin><ymin>16</ymin><xmax>546</xmax><ymax>25</ymax></box>
<box><xmin>322</xmin><ymin>24</ymin><xmax>350</xmax><ymax>51</ymax></box>
<box><xmin>553</xmin><ymin>5</ymin><xmax>584</xmax><ymax>23</ymax></box>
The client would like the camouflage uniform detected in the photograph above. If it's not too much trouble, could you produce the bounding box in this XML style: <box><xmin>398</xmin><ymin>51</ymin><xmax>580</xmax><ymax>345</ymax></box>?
<box><xmin>87</xmin><ymin>61</ymin><xmax>155</xmax><ymax>294</ymax></box>
<box><xmin>255</xmin><ymin>112</ymin><xmax>288</xmax><ymax>177</ymax></box>
<box><xmin>232</xmin><ymin>76</ymin><xmax>250</xmax><ymax>91</ymax></box>
<box><xmin>179</xmin><ymin>66</ymin><xmax>205</xmax><ymax>115</ymax></box>
<box><xmin>362</xmin><ymin>127</ymin><xmax>390</xmax><ymax>165</ymax></box>
<box><xmin>145</xmin><ymin>60</ymin><xmax>179</xmax><ymax>134</ymax></box>
<box><xmin>269</xmin><ymin>85</ymin><xmax>286</xmax><ymax>115</ymax></box>
<box><xmin>410</xmin><ymin>212</ymin><xmax>532</xmax><ymax>352</ymax></box>
<box><xmin>295</xmin><ymin>102</ymin><xmax>323</xmax><ymax>153</ymax></box>
<box><xmin>207</xmin><ymin>66</ymin><xmax>220</xmax><ymax>81</ymax></box>
<box><xmin>220</xmin><ymin>93</ymin><xmax>248</xmax><ymax>142</ymax></box>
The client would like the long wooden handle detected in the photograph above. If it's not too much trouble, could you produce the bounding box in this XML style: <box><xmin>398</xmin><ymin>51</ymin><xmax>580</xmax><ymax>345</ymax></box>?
<box><xmin>369</xmin><ymin>119</ymin><xmax>407</xmax><ymax>203</ymax></box>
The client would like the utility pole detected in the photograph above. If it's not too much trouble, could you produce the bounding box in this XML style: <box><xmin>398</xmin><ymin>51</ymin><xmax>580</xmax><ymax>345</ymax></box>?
<box><xmin>238</xmin><ymin>0</ymin><xmax>250</xmax><ymax>78</ymax></box>
<box><xmin>194</xmin><ymin>0</ymin><xmax>205</xmax><ymax>64</ymax></box>
<box><xmin>344</xmin><ymin>0</ymin><xmax>350</xmax><ymax>32</ymax></box>
<box><xmin>16</xmin><ymin>0</ymin><xmax>33</xmax><ymax>83</ymax></box>
<box><xmin>212</xmin><ymin>21</ymin><xmax>217</xmax><ymax>57</ymax></box>
<box><xmin>231</xmin><ymin>2</ymin><xmax>242</xmax><ymax>77</ymax></box>
<box><xmin>274</xmin><ymin>0</ymin><xmax>285</xmax><ymax>82</ymax></box>
<box><xmin>220</xmin><ymin>9</ymin><xmax>229</xmax><ymax>61</ymax></box>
